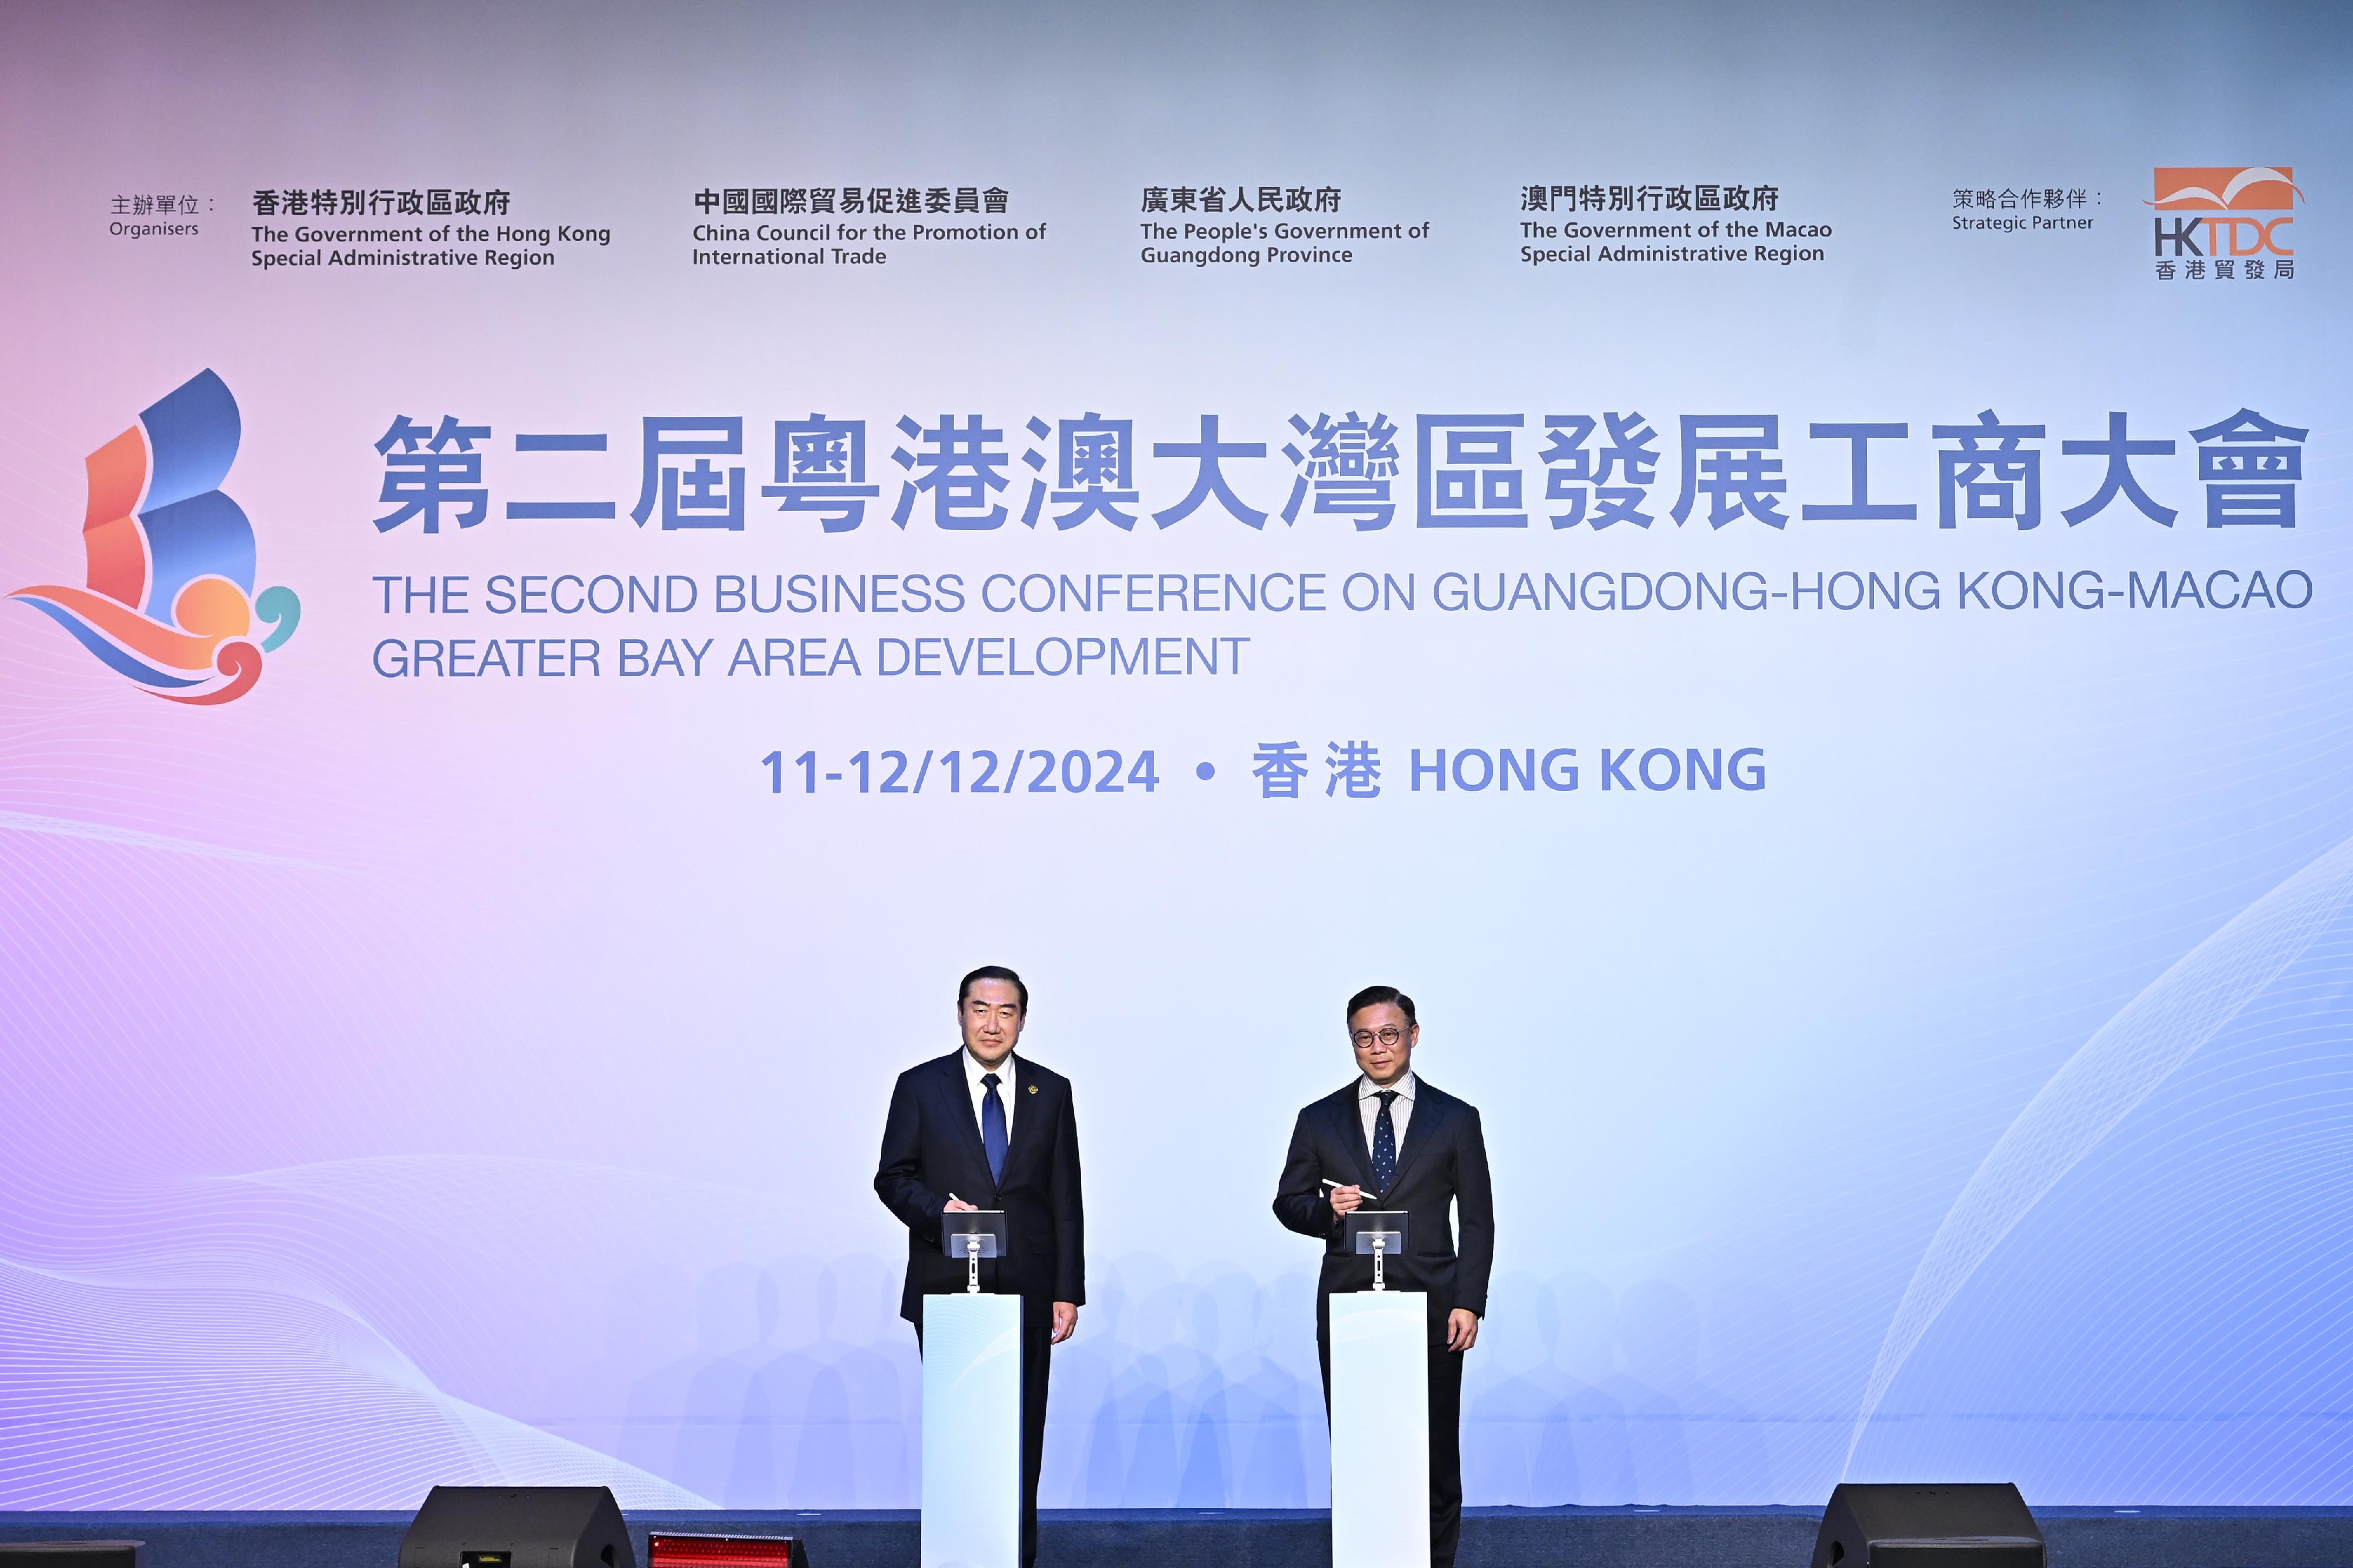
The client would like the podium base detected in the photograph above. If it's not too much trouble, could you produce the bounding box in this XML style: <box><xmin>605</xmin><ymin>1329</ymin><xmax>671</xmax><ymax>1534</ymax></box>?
<box><xmin>1329</xmin><ymin>1290</ymin><xmax>1431</xmax><ymax>1568</ymax></box>
<box><xmin>921</xmin><ymin>1294</ymin><xmax>1022</xmax><ymax>1568</ymax></box>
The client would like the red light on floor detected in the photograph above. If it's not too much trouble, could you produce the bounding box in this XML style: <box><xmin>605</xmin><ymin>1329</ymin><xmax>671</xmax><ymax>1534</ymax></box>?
<box><xmin>646</xmin><ymin>1534</ymin><xmax>805</xmax><ymax>1568</ymax></box>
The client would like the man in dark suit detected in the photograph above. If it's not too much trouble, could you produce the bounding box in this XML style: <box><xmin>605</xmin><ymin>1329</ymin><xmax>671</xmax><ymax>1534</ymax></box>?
<box><xmin>875</xmin><ymin>965</ymin><xmax>1083</xmax><ymax>1568</ymax></box>
<box><xmin>1274</xmin><ymin>984</ymin><xmax>1494</xmax><ymax>1568</ymax></box>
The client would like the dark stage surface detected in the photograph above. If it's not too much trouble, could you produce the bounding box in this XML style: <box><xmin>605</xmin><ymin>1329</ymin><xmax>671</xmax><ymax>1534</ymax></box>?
<box><xmin>4</xmin><ymin>1507</ymin><xmax>2351</xmax><ymax>1568</ymax></box>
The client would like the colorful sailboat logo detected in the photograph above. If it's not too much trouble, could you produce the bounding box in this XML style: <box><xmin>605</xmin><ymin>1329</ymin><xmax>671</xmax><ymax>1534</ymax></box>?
<box><xmin>10</xmin><ymin>369</ymin><xmax>298</xmax><ymax>704</ymax></box>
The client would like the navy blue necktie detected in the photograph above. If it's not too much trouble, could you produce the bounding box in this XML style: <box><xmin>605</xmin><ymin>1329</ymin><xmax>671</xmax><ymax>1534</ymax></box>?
<box><xmin>982</xmin><ymin>1072</ymin><xmax>1008</xmax><ymax>1184</ymax></box>
<box><xmin>1371</xmin><ymin>1090</ymin><xmax>1399</xmax><ymax>1195</ymax></box>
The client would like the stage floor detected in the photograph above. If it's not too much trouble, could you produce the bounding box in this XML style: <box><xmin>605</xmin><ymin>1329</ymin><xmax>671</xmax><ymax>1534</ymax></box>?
<box><xmin>2</xmin><ymin>1507</ymin><xmax>2350</xmax><ymax>1568</ymax></box>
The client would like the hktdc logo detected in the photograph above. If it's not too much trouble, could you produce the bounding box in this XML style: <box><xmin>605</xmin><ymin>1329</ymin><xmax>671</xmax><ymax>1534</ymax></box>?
<box><xmin>2151</xmin><ymin>166</ymin><xmax>2301</xmax><ymax>261</ymax></box>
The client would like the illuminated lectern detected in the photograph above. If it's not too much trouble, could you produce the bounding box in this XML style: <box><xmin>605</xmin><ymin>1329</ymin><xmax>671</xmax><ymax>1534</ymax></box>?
<box><xmin>922</xmin><ymin>1212</ymin><xmax>1018</xmax><ymax>1568</ymax></box>
<box><xmin>1330</xmin><ymin>1211</ymin><xmax>1428</xmax><ymax>1568</ymax></box>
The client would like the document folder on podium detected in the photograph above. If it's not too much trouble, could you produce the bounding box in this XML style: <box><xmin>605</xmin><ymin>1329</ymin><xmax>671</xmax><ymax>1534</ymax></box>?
<box><xmin>1331</xmin><ymin>1212</ymin><xmax>1428</xmax><ymax>1568</ymax></box>
<box><xmin>923</xmin><ymin>1213</ymin><xmax>1019</xmax><ymax>1568</ymax></box>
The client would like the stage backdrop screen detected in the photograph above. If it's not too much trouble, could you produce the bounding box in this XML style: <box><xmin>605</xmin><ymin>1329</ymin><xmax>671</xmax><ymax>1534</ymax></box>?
<box><xmin>4</xmin><ymin>0</ymin><xmax>2351</xmax><ymax>1511</ymax></box>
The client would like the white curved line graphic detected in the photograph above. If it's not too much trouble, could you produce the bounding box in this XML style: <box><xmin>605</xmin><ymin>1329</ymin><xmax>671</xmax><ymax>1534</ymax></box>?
<box><xmin>0</xmin><ymin>809</ymin><xmax>332</xmax><ymax>870</ymax></box>
<box><xmin>0</xmin><ymin>1250</ymin><xmax>716</xmax><ymax>1508</ymax></box>
<box><xmin>2151</xmin><ymin>167</ymin><xmax>2303</xmax><ymax>208</ymax></box>
<box><xmin>2222</xmin><ymin>166</ymin><xmax>2301</xmax><ymax>206</ymax></box>
<box><xmin>1844</xmin><ymin>830</ymin><xmax>2353</xmax><ymax>1470</ymax></box>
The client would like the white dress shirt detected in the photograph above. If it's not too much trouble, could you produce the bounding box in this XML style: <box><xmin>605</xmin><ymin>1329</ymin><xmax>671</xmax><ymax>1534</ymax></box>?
<box><xmin>964</xmin><ymin>1047</ymin><xmax>1016</xmax><ymax>1142</ymax></box>
<box><xmin>1357</xmin><ymin>1069</ymin><xmax>1416</xmax><ymax>1162</ymax></box>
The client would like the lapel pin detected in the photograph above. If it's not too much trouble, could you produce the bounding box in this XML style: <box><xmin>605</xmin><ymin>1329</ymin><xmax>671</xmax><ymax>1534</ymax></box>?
<box><xmin>1028</xmin><ymin>1084</ymin><xmax>1038</xmax><ymax>1094</ymax></box>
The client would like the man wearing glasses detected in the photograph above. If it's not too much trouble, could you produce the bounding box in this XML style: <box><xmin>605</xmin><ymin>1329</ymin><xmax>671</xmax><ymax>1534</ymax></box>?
<box><xmin>1273</xmin><ymin>985</ymin><xmax>1494</xmax><ymax>1568</ymax></box>
<box><xmin>875</xmin><ymin>965</ymin><xmax>1084</xmax><ymax>1568</ymax></box>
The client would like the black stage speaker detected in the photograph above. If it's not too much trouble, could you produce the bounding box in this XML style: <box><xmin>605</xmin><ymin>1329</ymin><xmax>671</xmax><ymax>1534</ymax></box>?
<box><xmin>399</xmin><ymin>1485</ymin><xmax>636</xmax><ymax>1568</ymax></box>
<box><xmin>1811</xmin><ymin>1483</ymin><xmax>2044</xmax><ymax>1568</ymax></box>
<box><xmin>0</xmin><ymin>1546</ymin><xmax>141</xmax><ymax>1568</ymax></box>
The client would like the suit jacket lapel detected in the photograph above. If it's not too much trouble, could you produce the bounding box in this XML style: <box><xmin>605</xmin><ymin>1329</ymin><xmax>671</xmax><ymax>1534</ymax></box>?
<box><xmin>1328</xmin><ymin>1085</ymin><xmax>1375</xmax><ymax>1189</ymax></box>
<box><xmin>1001</xmin><ymin>1058</ymin><xmax>1045</xmax><ymax>1174</ymax></box>
<box><xmin>1382</xmin><ymin>1081</ymin><xmax>1448</xmax><ymax>1197</ymax></box>
<box><xmin>939</xmin><ymin>1050</ymin><xmax>999</xmax><ymax>1202</ymax></box>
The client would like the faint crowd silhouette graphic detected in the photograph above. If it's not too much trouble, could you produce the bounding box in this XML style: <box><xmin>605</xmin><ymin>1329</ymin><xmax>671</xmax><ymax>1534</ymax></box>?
<box><xmin>563</xmin><ymin>1253</ymin><xmax>1782</xmax><ymax>1507</ymax></box>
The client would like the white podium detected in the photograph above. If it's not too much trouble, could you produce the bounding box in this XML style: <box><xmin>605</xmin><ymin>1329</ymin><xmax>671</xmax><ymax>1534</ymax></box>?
<box><xmin>1329</xmin><ymin>1290</ymin><xmax>1429</xmax><ymax>1568</ymax></box>
<box><xmin>922</xmin><ymin>1292</ymin><xmax>1022</xmax><ymax>1568</ymax></box>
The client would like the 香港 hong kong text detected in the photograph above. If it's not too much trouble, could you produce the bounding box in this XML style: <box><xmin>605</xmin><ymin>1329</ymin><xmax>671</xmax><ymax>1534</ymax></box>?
<box><xmin>1247</xmin><ymin>743</ymin><xmax>1765</xmax><ymax>799</ymax></box>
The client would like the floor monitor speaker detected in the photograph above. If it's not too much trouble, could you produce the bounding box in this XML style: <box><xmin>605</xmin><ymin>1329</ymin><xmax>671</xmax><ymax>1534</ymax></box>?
<box><xmin>398</xmin><ymin>1484</ymin><xmax>636</xmax><ymax>1568</ymax></box>
<box><xmin>1811</xmin><ymin>1482</ymin><xmax>2044</xmax><ymax>1568</ymax></box>
<box><xmin>0</xmin><ymin>1545</ymin><xmax>141</xmax><ymax>1568</ymax></box>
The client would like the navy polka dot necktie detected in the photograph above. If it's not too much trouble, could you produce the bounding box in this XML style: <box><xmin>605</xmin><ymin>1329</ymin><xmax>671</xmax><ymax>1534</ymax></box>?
<box><xmin>1371</xmin><ymin>1090</ymin><xmax>1399</xmax><ymax>1194</ymax></box>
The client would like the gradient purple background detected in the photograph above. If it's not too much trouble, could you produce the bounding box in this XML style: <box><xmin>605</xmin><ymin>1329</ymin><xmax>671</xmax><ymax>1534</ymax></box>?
<box><xmin>4</xmin><ymin>0</ymin><xmax>2351</xmax><ymax>1511</ymax></box>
